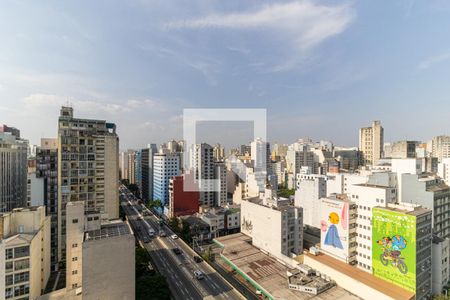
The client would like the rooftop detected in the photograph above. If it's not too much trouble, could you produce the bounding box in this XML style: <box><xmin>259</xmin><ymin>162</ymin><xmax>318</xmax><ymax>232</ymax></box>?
<box><xmin>305</xmin><ymin>252</ymin><xmax>414</xmax><ymax>300</ymax></box>
<box><xmin>84</xmin><ymin>222</ymin><xmax>130</xmax><ymax>241</ymax></box>
<box><xmin>215</xmin><ymin>233</ymin><xmax>359</xmax><ymax>300</ymax></box>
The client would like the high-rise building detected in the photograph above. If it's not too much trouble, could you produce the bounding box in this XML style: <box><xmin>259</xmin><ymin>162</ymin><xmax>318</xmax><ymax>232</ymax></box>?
<box><xmin>0</xmin><ymin>206</ymin><xmax>51</xmax><ymax>300</ymax></box>
<box><xmin>286</xmin><ymin>146</ymin><xmax>314</xmax><ymax>176</ymax></box>
<box><xmin>36</xmin><ymin>138</ymin><xmax>59</xmax><ymax>271</ymax></box>
<box><xmin>359</xmin><ymin>120</ymin><xmax>384</xmax><ymax>166</ymax></box>
<box><xmin>213</xmin><ymin>143</ymin><xmax>225</xmax><ymax>161</ymax></box>
<box><xmin>372</xmin><ymin>205</ymin><xmax>432</xmax><ymax>298</ymax></box>
<box><xmin>431</xmin><ymin>135</ymin><xmax>450</xmax><ymax>162</ymax></box>
<box><xmin>0</xmin><ymin>125</ymin><xmax>28</xmax><ymax>212</ymax></box>
<box><xmin>250</xmin><ymin>138</ymin><xmax>271</xmax><ymax>174</ymax></box>
<box><xmin>141</xmin><ymin>144</ymin><xmax>158</xmax><ymax>201</ymax></box>
<box><xmin>119</xmin><ymin>151</ymin><xmax>128</xmax><ymax>180</ymax></box>
<box><xmin>57</xmin><ymin>106</ymin><xmax>119</xmax><ymax>262</ymax></box>
<box><xmin>153</xmin><ymin>153</ymin><xmax>180</xmax><ymax>207</ymax></box>
<box><xmin>190</xmin><ymin>143</ymin><xmax>227</xmax><ymax>207</ymax></box>
<box><xmin>126</xmin><ymin>150</ymin><xmax>136</xmax><ymax>184</ymax></box>
<box><xmin>240</xmin><ymin>144</ymin><xmax>251</xmax><ymax>156</ymax></box>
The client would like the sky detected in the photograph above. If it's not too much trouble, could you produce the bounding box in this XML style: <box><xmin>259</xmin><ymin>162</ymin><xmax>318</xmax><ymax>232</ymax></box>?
<box><xmin>1</xmin><ymin>0</ymin><xmax>450</xmax><ymax>150</ymax></box>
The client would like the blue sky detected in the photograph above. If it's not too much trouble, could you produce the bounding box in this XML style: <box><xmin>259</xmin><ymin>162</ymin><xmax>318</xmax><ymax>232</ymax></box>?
<box><xmin>1</xmin><ymin>0</ymin><xmax>450</xmax><ymax>149</ymax></box>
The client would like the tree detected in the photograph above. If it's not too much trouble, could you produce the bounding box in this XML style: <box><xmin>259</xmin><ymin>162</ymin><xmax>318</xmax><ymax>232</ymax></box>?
<box><xmin>128</xmin><ymin>183</ymin><xmax>140</xmax><ymax>196</ymax></box>
<box><xmin>147</xmin><ymin>199</ymin><xmax>163</xmax><ymax>210</ymax></box>
<box><xmin>168</xmin><ymin>218</ymin><xmax>180</xmax><ymax>233</ymax></box>
<box><xmin>136</xmin><ymin>275</ymin><xmax>170</xmax><ymax>300</ymax></box>
<box><xmin>135</xmin><ymin>247</ymin><xmax>151</xmax><ymax>278</ymax></box>
<box><xmin>180</xmin><ymin>219</ymin><xmax>192</xmax><ymax>243</ymax></box>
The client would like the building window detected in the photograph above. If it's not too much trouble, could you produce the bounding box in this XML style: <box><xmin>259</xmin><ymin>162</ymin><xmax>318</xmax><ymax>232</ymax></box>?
<box><xmin>5</xmin><ymin>249</ymin><xmax>13</xmax><ymax>260</ymax></box>
<box><xmin>72</xmin><ymin>257</ymin><xmax>78</xmax><ymax>262</ymax></box>
<box><xmin>5</xmin><ymin>275</ymin><xmax>13</xmax><ymax>286</ymax></box>
<box><xmin>72</xmin><ymin>219</ymin><xmax>78</xmax><ymax>224</ymax></box>
<box><xmin>14</xmin><ymin>246</ymin><xmax>29</xmax><ymax>258</ymax></box>
<box><xmin>72</xmin><ymin>243</ymin><xmax>78</xmax><ymax>248</ymax></box>
<box><xmin>14</xmin><ymin>272</ymin><xmax>29</xmax><ymax>284</ymax></box>
<box><xmin>14</xmin><ymin>284</ymin><xmax>29</xmax><ymax>297</ymax></box>
<box><xmin>14</xmin><ymin>259</ymin><xmax>30</xmax><ymax>271</ymax></box>
<box><xmin>72</xmin><ymin>270</ymin><xmax>78</xmax><ymax>275</ymax></box>
<box><xmin>72</xmin><ymin>283</ymin><xmax>78</xmax><ymax>289</ymax></box>
<box><xmin>5</xmin><ymin>287</ymin><xmax>13</xmax><ymax>299</ymax></box>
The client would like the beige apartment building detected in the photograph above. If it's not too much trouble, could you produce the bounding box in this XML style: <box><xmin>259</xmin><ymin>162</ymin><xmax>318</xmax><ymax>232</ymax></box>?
<box><xmin>359</xmin><ymin>120</ymin><xmax>384</xmax><ymax>166</ymax></box>
<box><xmin>57</xmin><ymin>106</ymin><xmax>119</xmax><ymax>263</ymax></box>
<box><xmin>65</xmin><ymin>201</ymin><xmax>134</xmax><ymax>300</ymax></box>
<box><xmin>0</xmin><ymin>206</ymin><xmax>51</xmax><ymax>300</ymax></box>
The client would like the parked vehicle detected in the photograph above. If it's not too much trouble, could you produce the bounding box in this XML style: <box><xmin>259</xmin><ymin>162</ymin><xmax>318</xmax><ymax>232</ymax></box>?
<box><xmin>170</xmin><ymin>234</ymin><xmax>178</xmax><ymax>240</ymax></box>
<box><xmin>172</xmin><ymin>248</ymin><xmax>182</xmax><ymax>255</ymax></box>
<box><xmin>193</xmin><ymin>256</ymin><xmax>203</xmax><ymax>263</ymax></box>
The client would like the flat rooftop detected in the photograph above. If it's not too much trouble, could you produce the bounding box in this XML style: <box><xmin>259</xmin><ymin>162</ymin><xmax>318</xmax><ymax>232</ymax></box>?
<box><xmin>305</xmin><ymin>252</ymin><xmax>414</xmax><ymax>300</ymax></box>
<box><xmin>85</xmin><ymin>223</ymin><xmax>130</xmax><ymax>241</ymax></box>
<box><xmin>215</xmin><ymin>233</ymin><xmax>359</xmax><ymax>300</ymax></box>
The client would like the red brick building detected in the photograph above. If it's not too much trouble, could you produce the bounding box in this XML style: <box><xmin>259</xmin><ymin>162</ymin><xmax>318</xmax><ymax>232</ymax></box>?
<box><xmin>168</xmin><ymin>173</ymin><xmax>199</xmax><ymax>218</ymax></box>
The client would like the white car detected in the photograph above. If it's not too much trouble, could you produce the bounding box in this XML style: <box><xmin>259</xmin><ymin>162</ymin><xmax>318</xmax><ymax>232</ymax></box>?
<box><xmin>170</xmin><ymin>234</ymin><xmax>178</xmax><ymax>240</ymax></box>
<box><xmin>193</xmin><ymin>271</ymin><xmax>204</xmax><ymax>280</ymax></box>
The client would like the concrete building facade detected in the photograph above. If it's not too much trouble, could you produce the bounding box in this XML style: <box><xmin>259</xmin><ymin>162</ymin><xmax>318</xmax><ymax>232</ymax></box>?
<box><xmin>359</xmin><ymin>120</ymin><xmax>384</xmax><ymax>166</ymax></box>
<box><xmin>0</xmin><ymin>206</ymin><xmax>51</xmax><ymax>300</ymax></box>
<box><xmin>0</xmin><ymin>127</ymin><xmax>28</xmax><ymax>212</ymax></box>
<box><xmin>57</xmin><ymin>106</ymin><xmax>119</xmax><ymax>263</ymax></box>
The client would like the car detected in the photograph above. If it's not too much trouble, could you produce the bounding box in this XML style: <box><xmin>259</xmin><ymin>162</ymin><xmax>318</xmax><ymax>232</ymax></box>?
<box><xmin>172</xmin><ymin>248</ymin><xmax>182</xmax><ymax>255</ymax></box>
<box><xmin>148</xmin><ymin>229</ymin><xmax>155</xmax><ymax>237</ymax></box>
<box><xmin>193</xmin><ymin>271</ymin><xmax>204</xmax><ymax>280</ymax></box>
<box><xmin>193</xmin><ymin>256</ymin><xmax>203</xmax><ymax>263</ymax></box>
<box><xmin>170</xmin><ymin>234</ymin><xmax>178</xmax><ymax>240</ymax></box>
<box><xmin>159</xmin><ymin>231</ymin><xmax>167</xmax><ymax>237</ymax></box>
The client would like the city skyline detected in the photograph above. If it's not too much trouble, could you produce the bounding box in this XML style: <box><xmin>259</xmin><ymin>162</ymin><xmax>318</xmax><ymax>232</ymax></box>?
<box><xmin>2</xmin><ymin>1</ymin><xmax>450</xmax><ymax>149</ymax></box>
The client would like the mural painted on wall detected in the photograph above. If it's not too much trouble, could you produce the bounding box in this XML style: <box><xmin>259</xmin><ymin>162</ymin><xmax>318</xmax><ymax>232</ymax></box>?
<box><xmin>320</xmin><ymin>198</ymin><xmax>350</xmax><ymax>260</ymax></box>
<box><xmin>372</xmin><ymin>208</ymin><xmax>416</xmax><ymax>293</ymax></box>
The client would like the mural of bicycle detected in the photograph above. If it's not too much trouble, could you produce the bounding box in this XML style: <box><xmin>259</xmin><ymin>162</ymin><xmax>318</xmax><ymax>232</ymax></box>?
<box><xmin>377</xmin><ymin>235</ymin><xmax>408</xmax><ymax>274</ymax></box>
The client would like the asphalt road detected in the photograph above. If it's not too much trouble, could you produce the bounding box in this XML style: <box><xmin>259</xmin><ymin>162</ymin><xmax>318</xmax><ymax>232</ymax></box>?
<box><xmin>119</xmin><ymin>185</ymin><xmax>244</xmax><ymax>300</ymax></box>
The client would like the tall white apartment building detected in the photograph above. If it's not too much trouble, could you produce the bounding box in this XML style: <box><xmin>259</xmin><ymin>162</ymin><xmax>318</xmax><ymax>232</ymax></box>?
<box><xmin>359</xmin><ymin>120</ymin><xmax>384</xmax><ymax>166</ymax></box>
<box><xmin>250</xmin><ymin>138</ymin><xmax>271</xmax><ymax>174</ymax></box>
<box><xmin>190</xmin><ymin>144</ymin><xmax>226</xmax><ymax>207</ymax></box>
<box><xmin>57</xmin><ymin>106</ymin><xmax>119</xmax><ymax>263</ymax></box>
<box><xmin>438</xmin><ymin>158</ymin><xmax>450</xmax><ymax>185</ymax></box>
<box><xmin>0</xmin><ymin>206</ymin><xmax>51</xmax><ymax>300</ymax></box>
<box><xmin>432</xmin><ymin>236</ymin><xmax>450</xmax><ymax>295</ymax></box>
<box><xmin>241</xmin><ymin>196</ymin><xmax>303</xmax><ymax>264</ymax></box>
<box><xmin>140</xmin><ymin>144</ymin><xmax>158</xmax><ymax>201</ymax></box>
<box><xmin>432</xmin><ymin>135</ymin><xmax>450</xmax><ymax>162</ymax></box>
<box><xmin>0</xmin><ymin>126</ymin><xmax>28</xmax><ymax>212</ymax></box>
<box><xmin>294</xmin><ymin>177</ymin><xmax>326</xmax><ymax>228</ymax></box>
<box><xmin>349</xmin><ymin>183</ymin><xmax>396</xmax><ymax>272</ymax></box>
<box><xmin>153</xmin><ymin>153</ymin><xmax>180</xmax><ymax>206</ymax></box>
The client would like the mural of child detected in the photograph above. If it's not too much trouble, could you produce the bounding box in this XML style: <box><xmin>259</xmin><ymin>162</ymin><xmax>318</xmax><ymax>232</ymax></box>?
<box><xmin>324</xmin><ymin>212</ymin><xmax>344</xmax><ymax>249</ymax></box>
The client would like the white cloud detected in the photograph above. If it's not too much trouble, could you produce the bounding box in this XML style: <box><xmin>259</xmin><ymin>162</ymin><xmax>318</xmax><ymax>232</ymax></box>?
<box><xmin>418</xmin><ymin>52</ymin><xmax>450</xmax><ymax>70</ymax></box>
<box><xmin>23</xmin><ymin>93</ymin><xmax>170</xmax><ymax>114</ymax></box>
<box><xmin>165</xmin><ymin>1</ymin><xmax>355</xmax><ymax>51</ymax></box>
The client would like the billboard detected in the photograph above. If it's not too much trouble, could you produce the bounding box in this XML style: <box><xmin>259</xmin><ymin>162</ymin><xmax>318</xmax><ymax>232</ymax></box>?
<box><xmin>320</xmin><ymin>198</ymin><xmax>350</xmax><ymax>261</ymax></box>
<box><xmin>372</xmin><ymin>208</ymin><xmax>416</xmax><ymax>292</ymax></box>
